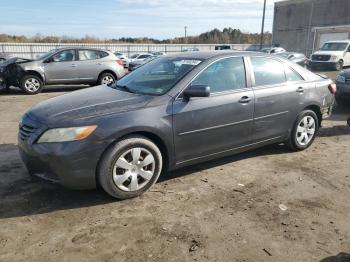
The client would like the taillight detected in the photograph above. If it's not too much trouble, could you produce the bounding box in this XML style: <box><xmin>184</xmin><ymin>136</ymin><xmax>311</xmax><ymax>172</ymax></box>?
<box><xmin>328</xmin><ymin>83</ymin><xmax>336</xmax><ymax>95</ymax></box>
<box><xmin>116</xmin><ymin>59</ymin><xmax>123</xmax><ymax>66</ymax></box>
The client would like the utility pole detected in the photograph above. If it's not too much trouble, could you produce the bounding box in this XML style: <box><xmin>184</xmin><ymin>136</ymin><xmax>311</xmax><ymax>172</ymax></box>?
<box><xmin>184</xmin><ymin>26</ymin><xmax>188</xmax><ymax>44</ymax></box>
<box><xmin>260</xmin><ymin>0</ymin><xmax>267</xmax><ymax>50</ymax></box>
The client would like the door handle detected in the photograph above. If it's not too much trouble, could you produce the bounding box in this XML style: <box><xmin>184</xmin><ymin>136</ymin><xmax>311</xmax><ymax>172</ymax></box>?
<box><xmin>71</xmin><ymin>64</ymin><xmax>77</xmax><ymax>67</ymax></box>
<box><xmin>239</xmin><ymin>96</ymin><xmax>252</xmax><ymax>103</ymax></box>
<box><xmin>97</xmin><ymin>62</ymin><xmax>103</xmax><ymax>65</ymax></box>
<box><xmin>296</xmin><ymin>87</ymin><xmax>304</xmax><ymax>93</ymax></box>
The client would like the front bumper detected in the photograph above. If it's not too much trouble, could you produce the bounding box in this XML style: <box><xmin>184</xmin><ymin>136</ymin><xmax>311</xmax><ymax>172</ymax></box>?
<box><xmin>18</xmin><ymin>115</ymin><xmax>107</xmax><ymax>190</ymax></box>
<box><xmin>309</xmin><ymin>61</ymin><xmax>337</xmax><ymax>68</ymax></box>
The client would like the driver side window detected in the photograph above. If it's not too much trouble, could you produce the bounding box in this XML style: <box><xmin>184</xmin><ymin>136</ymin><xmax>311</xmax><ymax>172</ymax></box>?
<box><xmin>191</xmin><ymin>57</ymin><xmax>246</xmax><ymax>93</ymax></box>
<box><xmin>52</xmin><ymin>50</ymin><xmax>76</xmax><ymax>62</ymax></box>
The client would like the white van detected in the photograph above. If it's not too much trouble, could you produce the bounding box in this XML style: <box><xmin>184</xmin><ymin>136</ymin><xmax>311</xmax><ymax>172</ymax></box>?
<box><xmin>309</xmin><ymin>40</ymin><xmax>350</xmax><ymax>71</ymax></box>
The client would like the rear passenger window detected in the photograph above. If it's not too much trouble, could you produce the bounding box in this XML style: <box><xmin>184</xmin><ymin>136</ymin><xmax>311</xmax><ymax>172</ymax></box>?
<box><xmin>191</xmin><ymin>57</ymin><xmax>246</xmax><ymax>93</ymax></box>
<box><xmin>285</xmin><ymin>67</ymin><xmax>304</xmax><ymax>82</ymax></box>
<box><xmin>79</xmin><ymin>50</ymin><xmax>102</xmax><ymax>61</ymax></box>
<box><xmin>99</xmin><ymin>51</ymin><xmax>109</xmax><ymax>58</ymax></box>
<box><xmin>251</xmin><ymin>57</ymin><xmax>286</xmax><ymax>86</ymax></box>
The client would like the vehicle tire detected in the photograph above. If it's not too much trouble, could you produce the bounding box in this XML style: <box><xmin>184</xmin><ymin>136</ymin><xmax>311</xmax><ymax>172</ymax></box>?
<box><xmin>334</xmin><ymin>60</ymin><xmax>343</xmax><ymax>71</ymax></box>
<box><xmin>285</xmin><ymin>110</ymin><xmax>319</xmax><ymax>151</ymax></box>
<box><xmin>98</xmin><ymin>72</ymin><xmax>116</xmax><ymax>86</ymax></box>
<box><xmin>98</xmin><ymin>136</ymin><xmax>163</xmax><ymax>199</ymax></box>
<box><xmin>20</xmin><ymin>75</ymin><xmax>43</xmax><ymax>95</ymax></box>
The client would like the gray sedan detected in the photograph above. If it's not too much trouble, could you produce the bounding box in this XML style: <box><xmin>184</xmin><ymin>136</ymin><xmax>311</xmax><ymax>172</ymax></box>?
<box><xmin>18</xmin><ymin>51</ymin><xmax>335</xmax><ymax>199</ymax></box>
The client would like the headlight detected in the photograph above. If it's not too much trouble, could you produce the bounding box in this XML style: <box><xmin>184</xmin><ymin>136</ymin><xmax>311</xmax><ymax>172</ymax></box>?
<box><xmin>37</xmin><ymin>125</ymin><xmax>97</xmax><ymax>143</ymax></box>
<box><xmin>336</xmin><ymin>75</ymin><xmax>346</xmax><ymax>83</ymax></box>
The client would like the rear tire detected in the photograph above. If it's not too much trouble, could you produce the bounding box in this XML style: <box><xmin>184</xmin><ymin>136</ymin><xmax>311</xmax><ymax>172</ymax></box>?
<box><xmin>98</xmin><ymin>136</ymin><xmax>163</xmax><ymax>199</ymax></box>
<box><xmin>285</xmin><ymin>110</ymin><xmax>318</xmax><ymax>151</ymax></box>
<box><xmin>20</xmin><ymin>75</ymin><xmax>43</xmax><ymax>95</ymax></box>
<box><xmin>98</xmin><ymin>72</ymin><xmax>116</xmax><ymax>86</ymax></box>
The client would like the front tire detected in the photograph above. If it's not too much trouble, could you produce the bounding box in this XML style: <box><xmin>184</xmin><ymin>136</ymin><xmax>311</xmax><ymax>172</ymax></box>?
<box><xmin>98</xmin><ymin>136</ymin><xmax>163</xmax><ymax>199</ymax></box>
<box><xmin>286</xmin><ymin>110</ymin><xmax>318</xmax><ymax>151</ymax></box>
<box><xmin>20</xmin><ymin>75</ymin><xmax>43</xmax><ymax>94</ymax></box>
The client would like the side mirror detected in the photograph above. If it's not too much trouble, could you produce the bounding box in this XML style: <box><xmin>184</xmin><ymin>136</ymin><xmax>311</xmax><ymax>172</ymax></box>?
<box><xmin>183</xmin><ymin>85</ymin><xmax>210</xmax><ymax>100</ymax></box>
<box><xmin>43</xmin><ymin>57</ymin><xmax>53</xmax><ymax>63</ymax></box>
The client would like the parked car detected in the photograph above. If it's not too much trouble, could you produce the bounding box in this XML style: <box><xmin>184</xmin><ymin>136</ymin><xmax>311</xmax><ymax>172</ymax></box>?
<box><xmin>128</xmin><ymin>53</ymin><xmax>154</xmax><ymax>71</ymax></box>
<box><xmin>276</xmin><ymin>52</ymin><xmax>308</xmax><ymax>67</ymax></box>
<box><xmin>150</xmin><ymin>51</ymin><xmax>166</xmax><ymax>56</ymax></box>
<box><xmin>114</xmin><ymin>52</ymin><xmax>128</xmax><ymax>68</ymax></box>
<box><xmin>18</xmin><ymin>51</ymin><xmax>335</xmax><ymax>199</ymax></box>
<box><xmin>260</xmin><ymin>47</ymin><xmax>286</xmax><ymax>54</ymax></box>
<box><xmin>335</xmin><ymin>69</ymin><xmax>350</xmax><ymax>104</ymax></box>
<box><xmin>128</xmin><ymin>55</ymin><xmax>156</xmax><ymax>71</ymax></box>
<box><xmin>5</xmin><ymin>47</ymin><xmax>125</xmax><ymax>94</ymax></box>
<box><xmin>182</xmin><ymin>47</ymin><xmax>200</xmax><ymax>52</ymax></box>
<box><xmin>215</xmin><ymin>45</ymin><xmax>231</xmax><ymax>50</ymax></box>
<box><xmin>309</xmin><ymin>40</ymin><xmax>350</xmax><ymax>71</ymax></box>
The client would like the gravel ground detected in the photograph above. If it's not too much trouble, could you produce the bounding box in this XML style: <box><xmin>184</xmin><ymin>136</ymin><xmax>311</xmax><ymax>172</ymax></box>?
<box><xmin>0</xmin><ymin>71</ymin><xmax>350</xmax><ymax>262</ymax></box>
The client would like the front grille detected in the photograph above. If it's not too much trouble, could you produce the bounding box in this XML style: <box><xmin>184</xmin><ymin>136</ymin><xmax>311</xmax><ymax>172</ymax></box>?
<box><xmin>311</xmin><ymin>55</ymin><xmax>331</xmax><ymax>61</ymax></box>
<box><xmin>19</xmin><ymin>123</ymin><xmax>38</xmax><ymax>141</ymax></box>
<box><xmin>346</xmin><ymin>78</ymin><xmax>350</xmax><ymax>84</ymax></box>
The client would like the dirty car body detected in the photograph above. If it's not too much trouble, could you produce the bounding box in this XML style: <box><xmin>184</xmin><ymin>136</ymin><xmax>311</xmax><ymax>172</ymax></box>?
<box><xmin>18</xmin><ymin>51</ymin><xmax>335</xmax><ymax>198</ymax></box>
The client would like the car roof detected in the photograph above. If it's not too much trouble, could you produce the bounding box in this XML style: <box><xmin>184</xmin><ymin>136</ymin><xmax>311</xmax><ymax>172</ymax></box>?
<box><xmin>165</xmin><ymin>50</ymin><xmax>262</xmax><ymax>60</ymax></box>
<box><xmin>53</xmin><ymin>47</ymin><xmax>110</xmax><ymax>52</ymax></box>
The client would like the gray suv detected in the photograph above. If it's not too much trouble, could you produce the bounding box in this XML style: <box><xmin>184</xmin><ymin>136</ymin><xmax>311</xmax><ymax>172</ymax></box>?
<box><xmin>19</xmin><ymin>48</ymin><xmax>126</xmax><ymax>94</ymax></box>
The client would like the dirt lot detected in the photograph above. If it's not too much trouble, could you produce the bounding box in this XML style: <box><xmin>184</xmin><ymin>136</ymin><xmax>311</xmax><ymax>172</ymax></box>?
<box><xmin>1</xmin><ymin>72</ymin><xmax>350</xmax><ymax>262</ymax></box>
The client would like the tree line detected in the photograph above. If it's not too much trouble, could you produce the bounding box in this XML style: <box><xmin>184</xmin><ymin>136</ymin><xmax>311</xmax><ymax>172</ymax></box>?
<box><xmin>0</xmin><ymin>28</ymin><xmax>272</xmax><ymax>44</ymax></box>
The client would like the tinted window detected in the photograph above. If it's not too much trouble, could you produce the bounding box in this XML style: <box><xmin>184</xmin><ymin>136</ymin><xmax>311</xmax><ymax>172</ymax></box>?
<box><xmin>138</xmin><ymin>54</ymin><xmax>152</xmax><ymax>59</ymax></box>
<box><xmin>100</xmin><ymin>51</ymin><xmax>109</xmax><ymax>58</ymax></box>
<box><xmin>79</xmin><ymin>50</ymin><xmax>103</xmax><ymax>61</ymax></box>
<box><xmin>191</xmin><ymin>57</ymin><xmax>246</xmax><ymax>93</ymax></box>
<box><xmin>115</xmin><ymin>57</ymin><xmax>202</xmax><ymax>95</ymax></box>
<box><xmin>285</xmin><ymin>67</ymin><xmax>303</xmax><ymax>82</ymax></box>
<box><xmin>251</xmin><ymin>57</ymin><xmax>286</xmax><ymax>86</ymax></box>
<box><xmin>52</xmin><ymin>50</ymin><xmax>75</xmax><ymax>62</ymax></box>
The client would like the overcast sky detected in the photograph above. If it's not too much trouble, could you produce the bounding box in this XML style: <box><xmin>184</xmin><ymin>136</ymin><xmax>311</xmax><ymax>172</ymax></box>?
<box><xmin>0</xmin><ymin>0</ymin><xmax>279</xmax><ymax>39</ymax></box>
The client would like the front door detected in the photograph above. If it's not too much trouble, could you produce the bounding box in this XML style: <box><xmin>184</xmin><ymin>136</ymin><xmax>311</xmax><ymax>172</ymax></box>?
<box><xmin>172</xmin><ymin>56</ymin><xmax>254</xmax><ymax>164</ymax></box>
<box><xmin>44</xmin><ymin>49</ymin><xmax>78</xmax><ymax>84</ymax></box>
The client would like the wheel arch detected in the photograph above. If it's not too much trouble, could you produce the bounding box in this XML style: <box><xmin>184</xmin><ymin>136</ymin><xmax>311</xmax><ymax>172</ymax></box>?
<box><xmin>304</xmin><ymin>104</ymin><xmax>322</xmax><ymax>128</ymax></box>
<box><xmin>98</xmin><ymin>70</ymin><xmax>118</xmax><ymax>81</ymax></box>
<box><xmin>23</xmin><ymin>70</ymin><xmax>44</xmax><ymax>82</ymax></box>
<box><xmin>95</xmin><ymin>130</ymin><xmax>172</xmax><ymax>187</ymax></box>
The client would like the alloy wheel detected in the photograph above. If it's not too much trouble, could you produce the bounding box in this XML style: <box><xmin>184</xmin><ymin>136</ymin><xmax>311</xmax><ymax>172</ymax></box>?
<box><xmin>24</xmin><ymin>78</ymin><xmax>40</xmax><ymax>92</ymax></box>
<box><xmin>101</xmin><ymin>75</ymin><xmax>115</xmax><ymax>85</ymax></box>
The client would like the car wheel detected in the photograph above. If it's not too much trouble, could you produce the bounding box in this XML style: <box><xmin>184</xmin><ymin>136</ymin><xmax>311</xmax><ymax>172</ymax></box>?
<box><xmin>98</xmin><ymin>136</ymin><xmax>163</xmax><ymax>199</ymax></box>
<box><xmin>98</xmin><ymin>72</ymin><xmax>116</xmax><ymax>86</ymax></box>
<box><xmin>21</xmin><ymin>75</ymin><xmax>43</xmax><ymax>95</ymax></box>
<box><xmin>335</xmin><ymin>60</ymin><xmax>343</xmax><ymax>71</ymax></box>
<box><xmin>286</xmin><ymin>110</ymin><xmax>318</xmax><ymax>151</ymax></box>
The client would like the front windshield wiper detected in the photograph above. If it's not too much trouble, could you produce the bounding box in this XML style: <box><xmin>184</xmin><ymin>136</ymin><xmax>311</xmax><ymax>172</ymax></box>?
<box><xmin>114</xmin><ymin>84</ymin><xmax>136</xmax><ymax>93</ymax></box>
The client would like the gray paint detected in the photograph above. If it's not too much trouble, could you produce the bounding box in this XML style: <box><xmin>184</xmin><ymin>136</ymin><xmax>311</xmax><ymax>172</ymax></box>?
<box><xmin>18</xmin><ymin>51</ymin><xmax>334</xmax><ymax>190</ymax></box>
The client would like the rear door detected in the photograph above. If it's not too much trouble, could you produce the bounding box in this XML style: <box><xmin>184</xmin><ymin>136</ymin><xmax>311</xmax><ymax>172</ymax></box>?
<box><xmin>44</xmin><ymin>49</ymin><xmax>78</xmax><ymax>84</ymax></box>
<box><xmin>77</xmin><ymin>49</ymin><xmax>108</xmax><ymax>81</ymax></box>
<box><xmin>344</xmin><ymin>44</ymin><xmax>350</xmax><ymax>66</ymax></box>
<box><xmin>248</xmin><ymin>56</ymin><xmax>308</xmax><ymax>142</ymax></box>
<box><xmin>172</xmin><ymin>56</ymin><xmax>254</xmax><ymax>164</ymax></box>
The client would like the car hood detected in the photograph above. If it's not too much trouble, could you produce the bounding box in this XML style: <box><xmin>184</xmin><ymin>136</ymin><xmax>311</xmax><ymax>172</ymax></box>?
<box><xmin>27</xmin><ymin>85</ymin><xmax>154</xmax><ymax>126</ymax></box>
<box><xmin>312</xmin><ymin>50</ymin><xmax>345</xmax><ymax>56</ymax></box>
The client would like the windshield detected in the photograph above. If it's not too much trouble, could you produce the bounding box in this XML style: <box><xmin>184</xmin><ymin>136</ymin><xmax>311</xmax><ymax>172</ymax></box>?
<box><xmin>320</xmin><ymin>42</ymin><xmax>348</xmax><ymax>51</ymax></box>
<box><xmin>36</xmin><ymin>49</ymin><xmax>57</xmax><ymax>60</ymax></box>
<box><xmin>114</xmin><ymin>57</ymin><xmax>202</xmax><ymax>95</ymax></box>
<box><xmin>130</xmin><ymin>54</ymin><xmax>139</xmax><ymax>59</ymax></box>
